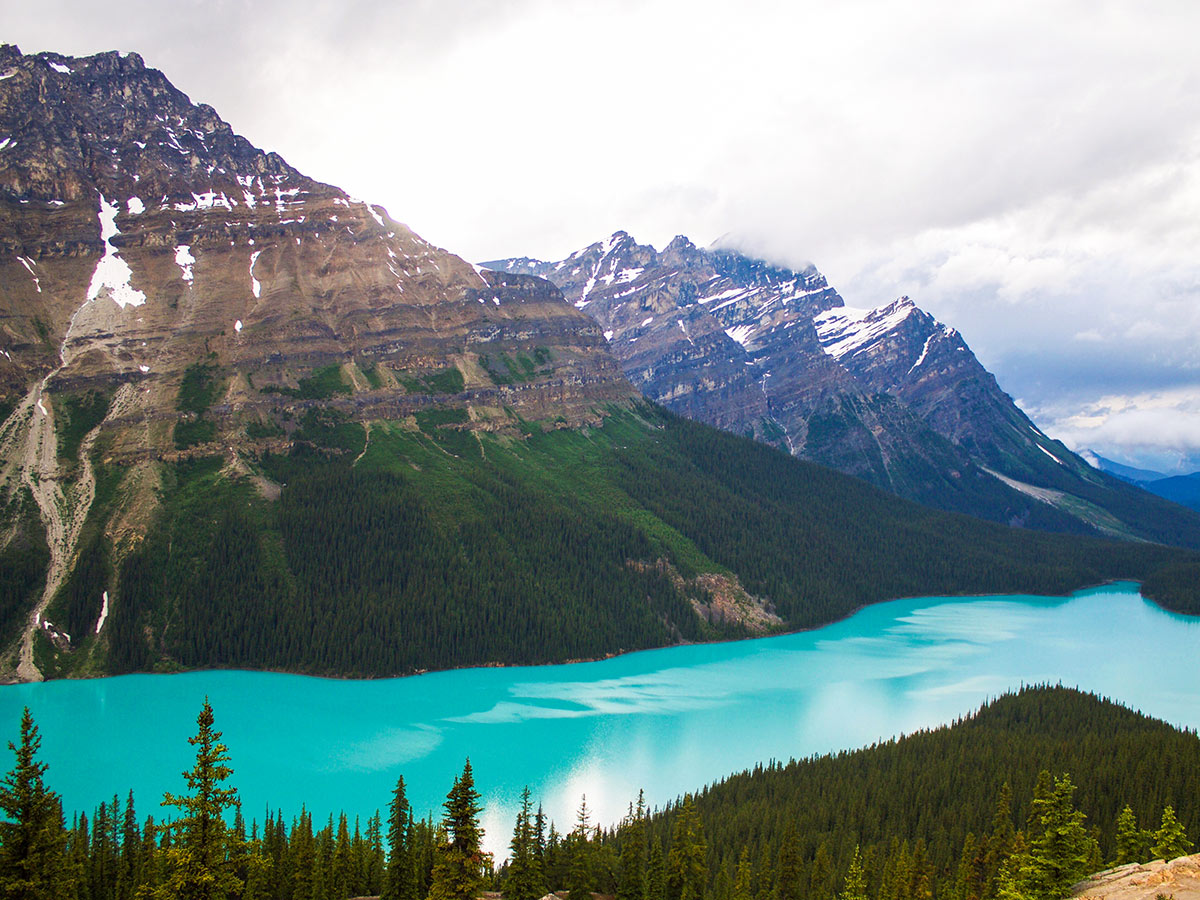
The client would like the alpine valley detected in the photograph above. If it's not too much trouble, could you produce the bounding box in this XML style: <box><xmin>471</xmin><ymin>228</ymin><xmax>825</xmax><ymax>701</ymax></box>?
<box><xmin>1</xmin><ymin>44</ymin><xmax>1199</xmax><ymax>685</ymax></box>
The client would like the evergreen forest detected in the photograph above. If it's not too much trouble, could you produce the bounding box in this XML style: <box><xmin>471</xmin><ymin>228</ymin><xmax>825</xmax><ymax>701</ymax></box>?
<box><xmin>1</xmin><ymin>687</ymin><xmax>1195</xmax><ymax>900</ymax></box>
<box><xmin>37</xmin><ymin>403</ymin><xmax>1200</xmax><ymax>679</ymax></box>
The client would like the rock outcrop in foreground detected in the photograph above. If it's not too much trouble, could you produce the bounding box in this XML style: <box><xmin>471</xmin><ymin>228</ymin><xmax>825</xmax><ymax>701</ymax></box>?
<box><xmin>1072</xmin><ymin>854</ymin><xmax>1200</xmax><ymax>900</ymax></box>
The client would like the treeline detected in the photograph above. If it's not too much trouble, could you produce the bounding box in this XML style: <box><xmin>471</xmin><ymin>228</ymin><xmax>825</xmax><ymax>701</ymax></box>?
<box><xmin>40</xmin><ymin>404</ymin><xmax>1200</xmax><ymax>678</ymax></box>
<box><xmin>2</xmin><ymin>688</ymin><xmax>1197</xmax><ymax>900</ymax></box>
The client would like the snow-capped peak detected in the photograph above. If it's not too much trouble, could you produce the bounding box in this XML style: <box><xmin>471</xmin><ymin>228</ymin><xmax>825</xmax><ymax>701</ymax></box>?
<box><xmin>813</xmin><ymin>297</ymin><xmax>917</xmax><ymax>361</ymax></box>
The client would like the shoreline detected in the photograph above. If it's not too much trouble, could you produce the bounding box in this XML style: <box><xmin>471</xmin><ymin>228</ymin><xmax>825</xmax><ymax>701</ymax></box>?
<box><xmin>1</xmin><ymin>578</ymin><xmax>1159</xmax><ymax>688</ymax></box>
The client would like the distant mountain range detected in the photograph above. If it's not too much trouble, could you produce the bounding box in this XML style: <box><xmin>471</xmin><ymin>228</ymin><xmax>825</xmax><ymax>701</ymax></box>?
<box><xmin>1083</xmin><ymin>451</ymin><xmax>1200</xmax><ymax>512</ymax></box>
<box><xmin>1</xmin><ymin>45</ymin><xmax>1198</xmax><ymax>683</ymax></box>
<box><xmin>484</xmin><ymin>235</ymin><xmax>1200</xmax><ymax>545</ymax></box>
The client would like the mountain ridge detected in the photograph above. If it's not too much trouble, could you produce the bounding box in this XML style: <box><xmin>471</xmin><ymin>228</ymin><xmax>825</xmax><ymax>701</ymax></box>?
<box><xmin>484</xmin><ymin>233</ymin><xmax>1200</xmax><ymax>547</ymax></box>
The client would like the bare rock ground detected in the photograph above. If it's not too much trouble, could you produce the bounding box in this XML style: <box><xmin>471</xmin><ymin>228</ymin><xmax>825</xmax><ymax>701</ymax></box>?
<box><xmin>1072</xmin><ymin>854</ymin><xmax>1200</xmax><ymax>900</ymax></box>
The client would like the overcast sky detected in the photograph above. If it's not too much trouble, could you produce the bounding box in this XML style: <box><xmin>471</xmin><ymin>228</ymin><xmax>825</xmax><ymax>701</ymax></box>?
<box><xmin>7</xmin><ymin>0</ymin><xmax>1200</xmax><ymax>470</ymax></box>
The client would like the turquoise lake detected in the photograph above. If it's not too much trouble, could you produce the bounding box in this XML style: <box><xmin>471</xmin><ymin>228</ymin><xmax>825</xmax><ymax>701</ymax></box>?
<box><xmin>2</xmin><ymin>582</ymin><xmax>1198</xmax><ymax>856</ymax></box>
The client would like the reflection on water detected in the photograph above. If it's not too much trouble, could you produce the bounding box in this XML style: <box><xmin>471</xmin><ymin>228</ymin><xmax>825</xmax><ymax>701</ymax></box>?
<box><xmin>2</xmin><ymin>583</ymin><xmax>1197</xmax><ymax>858</ymax></box>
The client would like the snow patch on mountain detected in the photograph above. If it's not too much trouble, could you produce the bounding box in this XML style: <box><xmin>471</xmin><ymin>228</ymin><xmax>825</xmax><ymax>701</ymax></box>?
<box><xmin>87</xmin><ymin>196</ymin><xmax>147</xmax><ymax>308</ymax></box>
<box><xmin>814</xmin><ymin>298</ymin><xmax>916</xmax><ymax>361</ymax></box>
<box><xmin>249</xmin><ymin>250</ymin><xmax>262</xmax><ymax>298</ymax></box>
<box><xmin>724</xmin><ymin>324</ymin><xmax>756</xmax><ymax>348</ymax></box>
<box><xmin>174</xmin><ymin>245</ymin><xmax>195</xmax><ymax>284</ymax></box>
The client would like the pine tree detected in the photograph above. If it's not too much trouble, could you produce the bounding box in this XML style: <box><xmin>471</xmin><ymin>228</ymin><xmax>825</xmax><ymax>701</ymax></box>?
<box><xmin>984</xmin><ymin>783</ymin><xmax>1016</xmax><ymax>897</ymax></box>
<box><xmin>646</xmin><ymin>838</ymin><xmax>666</xmax><ymax>900</ymax></box>
<box><xmin>666</xmin><ymin>798</ymin><xmax>706</xmax><ymax>900</ymax></box>
<box><xmin>953</xmin><ymin>833</ymin><xmax>984</xmax><ymax>900</ymax></box>
<box><xmin>330</xmin><ymin>814</ymin><xmax>352</xmax><ymax>900</ymax></box>
<box><xmin>0</xmin><ymin>708</ymin><xmax>69</xmax><ymax>900</ymax></box>
<box><xmin>567</xmin><ymin>796</ymin><xmax>593</xmax><ymax>900</ymax></box>
<box><xmin>365</xmin><ymin>812</ymin><xmax>385</xmax><ymax>895</ymax></box>
<box><xmin>838</xmin><ymin>846</ymin><xmax>867</xmax><ymax>900</ymax></box>
<box><xmin>774</xmin><ymin>825</ymin><xmax>802</xmax><ymax>900</ymax></box>
<box><xmin>506</xmin><ymin>788</ymin><xmax>546</xmax><ymax>900</ymax></box>
<box><xmin>809</xmin><ymin>842</ymin><xmax>834</xmax><ymax>900</ymax></box>
<box><xmin>1150</xmin><ymin>807</ymin><xmax>1193</xmax><ymax>861</ymax></box>
<box><xmin>289</xmin><ymin>810</ymin><xmax>315</xmax><ymax>900</ymax></box>
<box><xmin>115</xmin><ymin>792</ymin><xmax>140</xmax><ymax>900</ymax></box>
<box><xmin>158</xmin><ymin>698</ymin><xmax>248</xmax><ymax>900</ymax></box>
<box><xmin>732</xmin><ymin>848</ymin><xmax>753</xmax><ymax>900</ymax></box>
<box><xmin>617</xmin><ymin>794</ymin><xmax>646</xmax><ymax>900</ymax></box>
<box><xmin>428</xmin><ymin>761</ymin><xmax>488</xmax><ymax>900</ymax></box>
<box><xmin>382</xmin><ymin>778</ymin><xmax>415</xmax><ymax>900</ymax></box>
<box><xmin>1113</xmin><ymin>806</ymin><xmax>1142</xmax><ymax>866</ymax></box>
<box><xmin>1020</xmin><ymin>773</ymin><xmax>1092</xmax><ymax>900</ymax></box>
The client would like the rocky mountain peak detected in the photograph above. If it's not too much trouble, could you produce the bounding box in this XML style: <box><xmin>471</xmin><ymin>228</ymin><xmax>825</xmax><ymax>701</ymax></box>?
<box><xmin>0</xmin><ymin>44</ymin><xmax>635</xmax><ymax>515</ymax></box>
<box><xmin>485</xmin><ymin>232</ymin><xmax>1200</xmax><ymax>541</ymax></box>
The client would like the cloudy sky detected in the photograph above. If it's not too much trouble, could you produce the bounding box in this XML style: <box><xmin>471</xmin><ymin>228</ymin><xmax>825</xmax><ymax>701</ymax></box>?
<box><xmin>8</xmin><ymin>0</ymin><xmax>1200</xmax><ymax>470</ymax></box>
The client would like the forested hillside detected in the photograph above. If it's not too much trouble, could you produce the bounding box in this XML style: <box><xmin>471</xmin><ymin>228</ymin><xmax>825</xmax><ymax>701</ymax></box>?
<box><xmin>36</xmin><ymin>403</ymin><xmax>1200</xmax><ymax>679</ymax></box>
<box><xmin>617</xmin><ymin>686</ymin><xmax>1200</xmax><ymax>900</ymax></box>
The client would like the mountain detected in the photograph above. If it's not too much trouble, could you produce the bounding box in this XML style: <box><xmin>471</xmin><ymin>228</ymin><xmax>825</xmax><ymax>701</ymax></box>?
<box><xmin>0</xmin><ymin>45</ymin><xmax>630</xmax><ymax>680</ymax></box>
<box><xmin>1142</xmin><ymin>472</ymin><xmax>1200</xmax><ymax>513</ymax></box>
<box><xmin>1</xmin><ymin>46</ymin><xmax>1198</xmax><ymax>683</ymax></box>
<box><xmin>1081</xmin><ymin>453</ymin><xmax>1200</xmax><ymax>512</ymax></box>
<box><xmin>484</xmin><ymin>234</ymin><xmax>1200</xmax><ymax>546</ymax></box>
<box><xmin>1079</xmin><ymin>451</ymin><xmax>1169</xmax><ymax>484</ymax></box>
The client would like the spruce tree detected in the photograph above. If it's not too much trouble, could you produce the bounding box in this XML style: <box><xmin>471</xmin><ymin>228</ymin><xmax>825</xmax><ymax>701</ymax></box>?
<box><xmin>984</xmin><ymin>783</ymin><xmax>1016</xmax><ymax>896</ymax></box>
<box><xmin>507</xmin><ymin>788</ymin><xmax>546</xmax><ymax>900</ymax></box>
<box><xmin>646</xmin><ymin>839</ymin><xmax>666</xmax><ymax>900</ymax></box>
<box><xmin>617</xmin><ymin>793</ymin><xmax>646</xmax><ymax>900</ymax></box>
<box><xmin>567</xmin><ymin>796</ymin><xmax>592</xmax><ymax>900</ymax></box>
<box><xmin>1113</xmin><ymin>806</ymin><xmax>1142</xmax><ymax>866</ymax></box>
<box><xmin>159</xmin><ymin>698</ymin><xmax>248</xmax><ymax>900</ymax></box>
<box><xmin>809</xmin><ymin>843</ymin><xmax>834</xmax><ymax>900</ymax></box>
<box><xmin>774</xmin><ymin>825</ymin><xmax>802</xmax><ymax>900</ymax></box>
<box><xmin>1150</xmin><ymin>807</ymin><xmax>1193</xmax><ymax>861</ymax></box>
<box><xmin>428</xmin><ymin>761</ymin><xmax>487</xmax><ymax>900</ymax></box>
<box><xmin>839</xmin><ymin>846</ymin><xmax>868</xmax><ymax>900</ymax></box>
<box><xmin>732</xmin><ymin>848</ymin><xmax>753</xmax><ymax>900</ymax></box>
<box><xmin>365</xmin><ymin>812</ymin><xmax>385</xmax><ymax>895</ymax></box>
<box><xmin>116</xmin><ymin>791</ymin><xmax>140</xmax><ymax>900</ymax></box>
<box><xmin>382</xmin><ymin>777</ymin><xmax>415</xmax><ymax>900</ymax></box>
<box><xmin>1020</xmin><ymin>773</ymin><xmax>1092</xmax><ymax>900</ymax></box>
<box><xmin>0</xmin><ymin>708</ymin><xmax>69</xmax><ymax>900</ymax></box>
<box><xmin>666</xmin><ymin>798</ymin><xmax>706</xmax><ymax>900</ymax></box>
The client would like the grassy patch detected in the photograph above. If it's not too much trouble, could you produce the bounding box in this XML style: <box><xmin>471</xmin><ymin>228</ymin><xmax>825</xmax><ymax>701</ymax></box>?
<box><xmin>398</xmin><ymin>367</ymin><xmax>466</xmax><ymax>394</ymax></box>
<box><xmin>422</xmin><ymin>367</ymin><xmax>464</xmax><ymax>394</ymax></box>
<box><xmin>246</xmin><ymin>420</ymin><xmax>285</xmax><ymax>440</ymax></box>
<box><xmin>56</xmin><ymin>390</ymin><xmax>111</xmax><ymax>464</ymax></box>
<box><xmin>361</xmin><ymin>364</ymin><xmax>384</xmax><ymax>390</ymax></box>
<box><xmin>261</xmin><ymin>365</ymin><xmax>351</xmax><ymax>400</ymax></box>
<box><xmin>174</xmin><ymin>417</ymin><xmax>216</xmax><ymax>449</ymax></box>
<box><xmin>177</xmin><ymin>363</ymin><xmax>222</xmax><ymax>414</ymax></box>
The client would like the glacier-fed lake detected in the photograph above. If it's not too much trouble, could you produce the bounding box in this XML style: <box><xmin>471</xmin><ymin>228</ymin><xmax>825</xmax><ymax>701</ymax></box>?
<box><xmin>2</xmin><ymin>582</ymin><xmax>1198</xmax><ymax>856</ymax></box>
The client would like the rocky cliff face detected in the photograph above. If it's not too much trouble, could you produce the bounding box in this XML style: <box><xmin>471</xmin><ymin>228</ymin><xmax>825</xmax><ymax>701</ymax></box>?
<box><xmin>486</xmin><ymin>233</ymin><xmax>1200</xmax><ymax>543</ymax></box>
<box><xmin>0</xmin><ymin>46</ymin><xmax>634</xmax><ymax>679</ymax></box>
<box><xmin>0</xmin><ymin>47</ymin><xmax>631</xmax><ymax>438</ymax></box>
<box><xmin>487</xmin><ymin>234</ymin><xmax>987</xmax><ymax>499</ymax></box>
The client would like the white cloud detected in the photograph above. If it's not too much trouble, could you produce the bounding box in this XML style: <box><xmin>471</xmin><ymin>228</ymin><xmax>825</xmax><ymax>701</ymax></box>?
<box><xmin>1030</xmin><ymin>386</ymin><xmax>1200</xmax><ymax>472</ymax></box>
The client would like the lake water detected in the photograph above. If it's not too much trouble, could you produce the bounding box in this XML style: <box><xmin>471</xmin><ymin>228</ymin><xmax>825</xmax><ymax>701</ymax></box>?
<box><xmin>2</xmin><ymin>582</ymin><xmax>1198</xmax><ymax>856</ymax></box>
